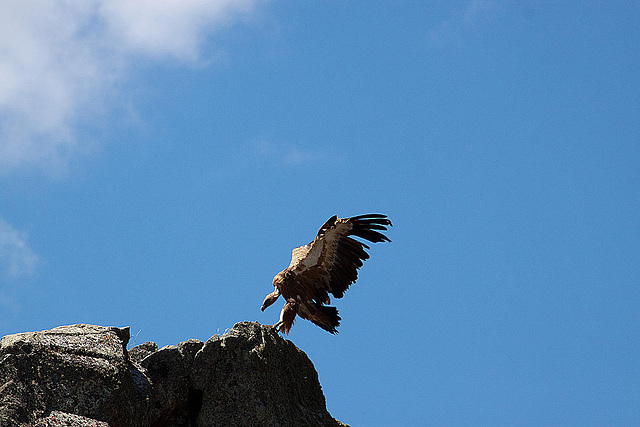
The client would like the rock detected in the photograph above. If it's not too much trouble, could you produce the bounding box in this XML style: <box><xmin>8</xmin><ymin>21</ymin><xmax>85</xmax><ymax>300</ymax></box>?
<box><xmin>139</xmin><ymin>340</ymin><xmax>203</xmax><ymax>427</ymax></box>
<box><xmin>191</xmin><ymin>322</ymin><xmax>342</xmax><ymax>427</ymax></box>
<box><xmin>33</xmin><ymin>411</ymin><xmax>109</xmax><ymax>426</ymax></box>
<box><xmin>0</xmin><ymin>322</ymin><xmax>346</xmax><ymax>427</ymax></box>
<box><xmin>128</xmin><ymin>342</ymin><xmax>158</xmax><ymax>364</ymax></box>
<box><xmin>0</xmin><ymin>324</ymin><xmax>151</xmax><ymax>427</ymax></box>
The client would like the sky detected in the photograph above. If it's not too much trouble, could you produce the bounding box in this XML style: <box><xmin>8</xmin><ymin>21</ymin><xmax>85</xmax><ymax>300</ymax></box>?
<box><xmin>0</xmin><ymin>1</ymin><xmax>639</xmax><ymax>425</ymax></box>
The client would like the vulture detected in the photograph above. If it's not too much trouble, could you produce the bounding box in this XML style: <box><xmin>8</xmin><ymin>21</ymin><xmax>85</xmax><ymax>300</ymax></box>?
<box><xmin>261</xmin><ymin>213</ymin><xmax>392</xmax><ymax>334</ymax></box>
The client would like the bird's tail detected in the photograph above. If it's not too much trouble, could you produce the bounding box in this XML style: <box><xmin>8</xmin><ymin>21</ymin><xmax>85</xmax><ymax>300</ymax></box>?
<box><xmin>309</xmin><ymin>305</ymin><xmax>341</xmax><ymax>334</ymax></box>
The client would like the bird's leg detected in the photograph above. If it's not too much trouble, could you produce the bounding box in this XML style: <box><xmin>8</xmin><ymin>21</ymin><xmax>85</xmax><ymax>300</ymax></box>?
<box><xmin>272</xmin><ymin>304</ymin><xmax>287</xmax><ymax>333</ymax></box>
<box><xmin>270</xmin><ymin>300</ymin><xmax>297</xmax><ymax>334</ymax></box>
<box><xmin>272</xmin><ymin>320</ymin><xmax>284</xmax><ymax>332</ymax></box>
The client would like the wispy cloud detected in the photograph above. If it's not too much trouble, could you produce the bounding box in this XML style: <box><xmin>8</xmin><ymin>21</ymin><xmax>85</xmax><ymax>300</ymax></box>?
<box><xmin>0</xmin><ymin>0</ymin><xmax>260</xmax><ymax>174</ymax></box>
<box><xmin>427</xmin><ymin>0</ymin><xmax>499</xmax><ymax>47</ymax></box>
<box><xmin>284</xmin><ymin>145</ymin><xmax>330</xmax><ymax>166</ymax></box>
<box><xmin>463</xmin><ymin>0</ymin><xmax>497</xmax><ymax>24</ymax></box>
<box><xmin>0</xmin><ymin>217</ymin><xmax>39</xmax><ymax>279</ymax></box>
<box><xmin>254</xmin><ymin>140</ymin><xmax>346</xmax><ymax>166</ymax></box>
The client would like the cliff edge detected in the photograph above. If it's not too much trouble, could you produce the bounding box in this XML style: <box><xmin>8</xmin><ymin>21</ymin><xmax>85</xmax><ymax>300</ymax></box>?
<box><xmin>0</xmin><ymin>322</ymin><xmax>346</xmax><ymax>427</ymax></box>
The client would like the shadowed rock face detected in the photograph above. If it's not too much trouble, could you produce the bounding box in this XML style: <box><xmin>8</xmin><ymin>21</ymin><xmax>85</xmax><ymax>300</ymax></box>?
<box><xmin>0</xmin><ymin>322</ymin><xmax>346</xmax><ymax>427</ymax></box>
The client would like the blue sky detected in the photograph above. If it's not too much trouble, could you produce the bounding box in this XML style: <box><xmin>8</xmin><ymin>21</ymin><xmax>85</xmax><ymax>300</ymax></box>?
<box><xmin>1</xmin><ymin>1</ymin><xmax>639</xmax><ymax>425</ymax></box>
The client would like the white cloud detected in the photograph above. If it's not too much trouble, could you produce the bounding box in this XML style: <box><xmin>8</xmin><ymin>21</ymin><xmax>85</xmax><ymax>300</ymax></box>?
<box><xmin>0</xmin><ymin>2</ymin><xmax>106</xmax><ymax>172</ymax></box>
<box><xmin>0</xmin><ymin>217</ymin><xmax>39</xmax><ymax>279</ymax></box>
<box><xmin>0</xmin><ymin>0</ymin><xmax>259</xmax><ymax>174</ymax></box>
<box><xmin>100</xmin><ymin>0</ymin><xmax>257</xmax><ymax>62</ymax></box>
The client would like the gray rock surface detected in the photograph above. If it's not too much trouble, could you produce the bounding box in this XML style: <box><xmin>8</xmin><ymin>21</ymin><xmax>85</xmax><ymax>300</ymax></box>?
<box><xmin>191</xmin><ymin>322</ymin><xmax>340</xmax><ymax>427</ymax></box>
<box><xmin>0</xmin><ymin>322</ymin><xmax>346</xmax><ymax>427</ymax></box>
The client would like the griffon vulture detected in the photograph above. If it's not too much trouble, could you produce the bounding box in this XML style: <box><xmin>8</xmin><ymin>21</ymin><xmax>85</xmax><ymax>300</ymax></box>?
<box><xmin>261</xmin><ymin>214</ymin><xmax>392</xmax><ymax>334</ymax></box>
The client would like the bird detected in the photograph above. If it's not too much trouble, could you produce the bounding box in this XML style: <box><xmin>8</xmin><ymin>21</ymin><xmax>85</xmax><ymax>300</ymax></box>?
<box><xmin>261</xmin><ymin>213</ymin><xmax>392</xmax><ymax>334</ymax></box>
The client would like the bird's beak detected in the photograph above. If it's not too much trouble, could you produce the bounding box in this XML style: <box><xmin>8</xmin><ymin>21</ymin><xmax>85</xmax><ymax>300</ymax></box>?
<box><xmin>261</xmin><ymin>289</ymin><xmax>280</xmax><ymax>311</ymax></box>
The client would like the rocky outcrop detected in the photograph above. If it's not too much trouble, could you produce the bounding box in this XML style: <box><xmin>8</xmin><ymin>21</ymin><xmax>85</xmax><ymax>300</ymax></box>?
<box><xmin>0</xmin><ymin>322</ymin><xmax>346</xmax><ymax>427</ymax></box>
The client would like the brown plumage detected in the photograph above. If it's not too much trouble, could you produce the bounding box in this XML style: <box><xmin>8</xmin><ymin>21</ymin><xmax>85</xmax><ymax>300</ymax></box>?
<box><xmin>261</xmin><ymin>214</ymin><xmax>392</xmax><ymax>334</ymax></box>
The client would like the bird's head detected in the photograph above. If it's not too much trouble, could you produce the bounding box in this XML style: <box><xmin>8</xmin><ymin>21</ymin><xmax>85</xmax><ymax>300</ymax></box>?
<box><xmin>261</xmin><ymin>286</ymin><xmax>280</xmax><ymax>312</ymax></box>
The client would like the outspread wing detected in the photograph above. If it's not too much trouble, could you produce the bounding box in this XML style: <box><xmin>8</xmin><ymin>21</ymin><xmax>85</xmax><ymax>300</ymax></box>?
<box><xmin>288</xmin><ymin>244</ymin><xmax>311</xmax><ymax>269</ymax></box>
<box><xmin>287</xmin><ymin>213</ymin><xmax>392</xmax><ymax>303</ymax></box>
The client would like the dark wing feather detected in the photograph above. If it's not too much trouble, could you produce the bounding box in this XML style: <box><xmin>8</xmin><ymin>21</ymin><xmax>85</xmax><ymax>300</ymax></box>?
<box><xmin>285</xmin><ymin>214</ymin><xmax>391</xmax><ymax>304</ymax></box>
<box><xmin>274</xmin><ymin>214</ymin><xmax>391</xmax><ymax>333</ymax></box>
<box><xmin>316</xmin><ymin>215</ymin><xmax>338</xmax><ymax>237</ymax></box>
<box><xmin>328</xmin><ymin>214</ymin><xmax>392</xmax><ymax>298</ymax></box>
<box><xmin>317</xmin><ymin>214</ymin><xmax>392</xmax><ymax>299</ymax></box>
